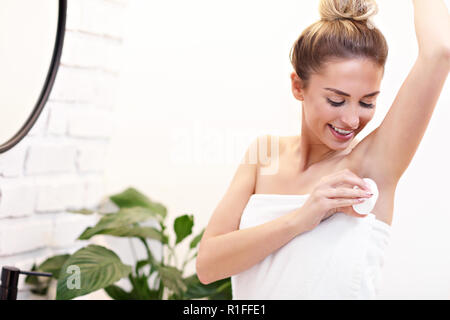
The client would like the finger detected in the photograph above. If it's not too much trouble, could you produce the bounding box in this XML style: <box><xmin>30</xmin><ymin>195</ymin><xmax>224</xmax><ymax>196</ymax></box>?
<box><xmin>331</xmin><ymin>197</ymin><xmax>366</xmax><ymax>210</ymax></box>
<box><xmin>325</xmin><ymin>187</ymin><xmax>373</xmax><ymax>199</ymax></box>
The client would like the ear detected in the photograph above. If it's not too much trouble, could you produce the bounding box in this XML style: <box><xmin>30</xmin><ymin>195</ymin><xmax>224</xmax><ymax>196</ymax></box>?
<box><xmin>290</xmin><ymin>71</ymin><xmax>304</xmax><ymax>101</ymax></box>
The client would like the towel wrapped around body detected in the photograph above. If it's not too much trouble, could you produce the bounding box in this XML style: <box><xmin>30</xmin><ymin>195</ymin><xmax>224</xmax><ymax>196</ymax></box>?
<box><xmin>231</xmin><ymin>193</ymin><xmax>391</xmax><ymax>300</ymax></box>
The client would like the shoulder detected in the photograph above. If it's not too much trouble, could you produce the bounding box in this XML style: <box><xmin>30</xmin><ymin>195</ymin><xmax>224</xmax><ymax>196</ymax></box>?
<box><xmin>254</xmin><ymin>134</ymin><xmax>288</xmax><ymax>165</ymax></box>
<box><xmin>242</xmin><ymin>134</ymin><xmax>289</xmax><ymax>178</ymax></box>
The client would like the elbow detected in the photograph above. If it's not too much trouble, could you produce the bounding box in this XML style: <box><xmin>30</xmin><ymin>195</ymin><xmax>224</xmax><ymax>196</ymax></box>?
<box><xmin>195</xmin><ymin>249</ymin><xmax>213</xmax><ymax>285</ymax></box>
<box><xmin>437</xmin><ymin>45</ymin><xmax>450</xmax><ymax>67</ymax></box>
<box><xmin>195</xmin><ymin>238</ymin><xmax>230</xmax><ymax>285</ymax></box>
<box><xmin>443</xmin><ymin>46</ymin><xmax>450</xmax><ymax>68</ymax></box>
<box><xmin>420</xmin><ymin>45</ymin><xmax>450</xmax><ymax>69</ymax></box>
<box><xmin>196</xmin><ymin>261</ymin><xmax>213</xmax><ymax>285</ymax></box>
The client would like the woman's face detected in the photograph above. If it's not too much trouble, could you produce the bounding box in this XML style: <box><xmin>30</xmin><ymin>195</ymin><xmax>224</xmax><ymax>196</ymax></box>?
<box><xmin>291</xmin><ymin>57</ymin><xmax>384</xmax><ymax>150</ymax></box>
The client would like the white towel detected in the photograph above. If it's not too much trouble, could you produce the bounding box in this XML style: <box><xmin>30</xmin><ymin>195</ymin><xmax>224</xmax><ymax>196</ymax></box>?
<box><xmin>231</xmin><ymin>193</ymin><xmax>391</xmax><ymax>300</ymax></box>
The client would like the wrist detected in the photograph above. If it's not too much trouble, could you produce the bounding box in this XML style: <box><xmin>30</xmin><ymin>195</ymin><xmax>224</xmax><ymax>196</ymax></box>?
<box><xmin>286</xmin><ymin>207</ymin><xmax>309</xmax><ymax>236</ymax></box>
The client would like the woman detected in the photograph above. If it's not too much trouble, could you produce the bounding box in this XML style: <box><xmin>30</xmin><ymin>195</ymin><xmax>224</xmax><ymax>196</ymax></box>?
<box><xmin>196</xmin><ymin>0</ymin><xmax>450</xmax><ymax>299</ymax></box>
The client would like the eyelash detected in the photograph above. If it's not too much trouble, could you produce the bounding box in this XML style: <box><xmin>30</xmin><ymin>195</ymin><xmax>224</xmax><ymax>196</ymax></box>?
<box><xmin>327</xmin><ymin>98</ymin><xmax>374</xmax><ymax>109</ymax></box>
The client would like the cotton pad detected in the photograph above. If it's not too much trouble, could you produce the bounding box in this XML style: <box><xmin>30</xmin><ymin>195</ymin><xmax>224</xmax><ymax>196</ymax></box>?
<box><xmin>352</xmin><ymin>178</ymin><xmax>378</xmax><ymax>215</ymax></box>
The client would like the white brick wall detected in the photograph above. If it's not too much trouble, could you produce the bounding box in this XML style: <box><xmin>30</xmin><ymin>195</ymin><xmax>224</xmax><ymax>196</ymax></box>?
<box><xmin>0</xmin><ymin>0</ymin><xmax>128</xmax><ymax>300</ymax></box>
<box><xmin>0</xmin><ymin>216</ymin><xmax>53</xmax><ymax>256</ymax></box>
<box><xmin>35</xmin><ymin>175</ymin><xmax>85</xmax><ymax>212</ymax></box>
<box><xmin>25</xmin><ymin>141</ymin><xmax>78</xmax><ymax>175</ymax></box>
<box><xmin>0</xmin><ymin>177</ymin><xmax>36</xmax><ymax>218</ymax></box>
<box><xmin>0</xmin><ymin>141</ymin><xmax>28</xmax><ymax>177</ymax></box>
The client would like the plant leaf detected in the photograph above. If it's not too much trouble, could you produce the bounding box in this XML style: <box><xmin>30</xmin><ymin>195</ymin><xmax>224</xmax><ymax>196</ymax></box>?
<box><xmin>109</xmin><ymin>187</ymin><xmax>167</xmax><ymax>219</ymax></box>
<box><xmin>174</xmin><ymin>214</ymin><xmax>194</xmax><ymax>245</ymax></box>
<box><xmin>135</xmin><ymin>259</ymin><xmax>157</xmax><ymax>276</ymax></box>
<box><xmin>189</xmin><ymin>228</ymin><xmax>205</xmax><ymax>249</ymax></box>
<box><xmin>56</xmin><ymin>245</ymin><xmax>131</xmax><ymax>300</ymax></box>
<box><xmin>168</xmin><ymin>292</ymin><xmax>181</xmax><ymax>300</ymax></box>
<box><xmin>24</xmin><ymin>264</ymin><xmax>40</xmax><ymax>285</ymax></box>
<box><xmin>208</xmin><ymin>281</ymin><xmax>232</xmax><ymax>300</ymax></box>
<box><xmin>183</xmin><ymin>274</ymin><xmax>232</xmax><ymax>300</ymax></box>
<box><xmin>34</xmin><ymin>254</ymin><xmax>71</xmax><ymax>279</ymax></box>
<box><xmin>25</xmin><ymin>254</ymin><xmax>71</xmax><ymax>296</ymax></box>
<box><xmin>67</xmin><ymin>208</ymin><xmax>96</xmax><ymax>215</ymax></box>
<box><xmin>82</xmin><ymin>225</ymin><xmax>168</xmax><ymax>243</ymax></box>
<box><xmin>78</xmin><ymin>207</ymin><xmax>162</xmax><ymax>240</ymax></box>
<box><xmin>157</xmin><ymin>265</ymin><xmax>187</xmax><ymax>297</ymax></box>
<box><xmin>128</xmin><ymin>273</ymin><xmax>159</xmax><ymax>300</ymax></box>
<box><xmin>24</xmin><ymin>263</ymin><xmax>51</xmax><ymax>295</ymax></box>
<box><xmin>104</xmin><ymin>284</ymin><xmax>134</xmax><ymax>300</ymax></box>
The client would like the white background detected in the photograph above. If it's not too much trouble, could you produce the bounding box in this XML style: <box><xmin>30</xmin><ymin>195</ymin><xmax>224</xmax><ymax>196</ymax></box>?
<box><xmin>105</xmin><ymin>0</ymin><xmax>450</xmax><ymax>299</ymax></box>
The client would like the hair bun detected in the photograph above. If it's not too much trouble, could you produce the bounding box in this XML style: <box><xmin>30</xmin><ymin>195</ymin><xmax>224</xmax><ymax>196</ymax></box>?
<box><xmin>319</xmin><ymin>0</ymin><xmax>378</xmax><ymax>28</ymax></box>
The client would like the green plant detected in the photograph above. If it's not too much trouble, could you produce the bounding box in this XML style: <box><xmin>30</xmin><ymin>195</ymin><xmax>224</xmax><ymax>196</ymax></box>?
<box><xmin>25</xmin><ymin>187</ymin><xmax>231</xmax><ymax>300</ymax></box>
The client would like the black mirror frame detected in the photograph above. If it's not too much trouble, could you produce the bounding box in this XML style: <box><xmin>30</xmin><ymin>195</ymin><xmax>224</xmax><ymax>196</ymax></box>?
<box><xmin>0</xmin><ymin>0</ymin><xmax>67</xmax><ymax>154</ymax></box>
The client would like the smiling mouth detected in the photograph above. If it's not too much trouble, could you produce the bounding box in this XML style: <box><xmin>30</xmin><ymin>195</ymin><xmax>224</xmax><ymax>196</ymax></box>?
<box><xmin>328</xmin><ymin>124</ymin><xmax>354</xmax><ymax>135</ymax></box>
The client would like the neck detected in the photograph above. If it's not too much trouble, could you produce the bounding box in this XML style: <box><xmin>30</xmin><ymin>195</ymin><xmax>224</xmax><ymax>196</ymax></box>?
<box><xmin>294</xmin><ymin>115</ymin><xmax>350</xmax><ymax>172</ymax></box>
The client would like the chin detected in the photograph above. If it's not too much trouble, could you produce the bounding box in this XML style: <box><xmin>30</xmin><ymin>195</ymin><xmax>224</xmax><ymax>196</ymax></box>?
<box><xmin>329</xmin><ymin>137</ymin><xmax>353</xmax><ymax>150</ymax></box>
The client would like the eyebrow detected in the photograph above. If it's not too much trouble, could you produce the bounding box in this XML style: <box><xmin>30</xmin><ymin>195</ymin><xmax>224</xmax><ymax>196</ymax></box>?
<box><xmin>323</xmin><ymin>87</ymin><xmax>380</xmax><ymax>98</ymax></box>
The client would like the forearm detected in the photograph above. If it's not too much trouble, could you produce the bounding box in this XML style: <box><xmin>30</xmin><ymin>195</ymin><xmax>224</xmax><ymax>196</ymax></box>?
<box><xmin>196</xmin><ymin>209</ymin><xmax>305</xmax><ymax>285</ymax></box>
<box><xmin>412</xmin><ymin>0</ymin><xmax>450</xmax><ymax>56</ymax></box>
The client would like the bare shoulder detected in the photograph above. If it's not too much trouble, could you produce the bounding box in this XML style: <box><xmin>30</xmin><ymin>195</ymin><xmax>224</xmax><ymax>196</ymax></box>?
<box><xmin>200</xmin><ymin>134</ymin><xmax>288</xmax><ymax>245</ymax></box>
<box><xmin>200</xmin><ymin>137</ymin><xmax>262</xmax><ymax>242</ymax></box>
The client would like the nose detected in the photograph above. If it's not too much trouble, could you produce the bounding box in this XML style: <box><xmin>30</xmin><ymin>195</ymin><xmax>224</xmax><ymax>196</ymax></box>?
<box><xmin>340</xmin><ymin>105</ymin><xmax>360</xmax><ymax>130</ymax></box>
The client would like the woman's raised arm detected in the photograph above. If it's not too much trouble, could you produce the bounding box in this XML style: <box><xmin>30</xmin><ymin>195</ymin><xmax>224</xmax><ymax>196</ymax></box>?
<box><xmin>356</xmin><ymin>0</ymin><xmax>450</xmax><ymax>185</ymax></box>
<box><xmin>413</xmin><ymin>0</ymin><xmax>450</xmax><ymax>57</ymax></box>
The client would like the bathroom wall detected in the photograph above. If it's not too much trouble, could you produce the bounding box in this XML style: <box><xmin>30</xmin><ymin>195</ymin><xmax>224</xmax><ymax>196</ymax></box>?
<box><xmin>0</xmin><ymin>0</ymin><xmax>128</xmax><ymax>299</ymax></box>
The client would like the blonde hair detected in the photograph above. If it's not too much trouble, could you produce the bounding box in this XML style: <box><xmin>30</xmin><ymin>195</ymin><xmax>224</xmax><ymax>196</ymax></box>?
<box><xmin>289</xmin><ymin>0</ymin><xmax>388</xmax><ymax>89</ymax></box>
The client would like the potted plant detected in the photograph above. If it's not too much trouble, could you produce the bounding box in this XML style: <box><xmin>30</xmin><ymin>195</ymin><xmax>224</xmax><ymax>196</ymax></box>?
<box><xmin>25</xmin><ymin>187</ymin><xmax>231</xmax><ymax>300</ymax></box>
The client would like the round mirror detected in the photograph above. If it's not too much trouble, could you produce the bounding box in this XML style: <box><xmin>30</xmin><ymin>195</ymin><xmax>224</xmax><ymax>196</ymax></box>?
<box><xmin>0</xmin><ymin>0</ymin><xmax>66</xmax><ymax>153</ymax></box>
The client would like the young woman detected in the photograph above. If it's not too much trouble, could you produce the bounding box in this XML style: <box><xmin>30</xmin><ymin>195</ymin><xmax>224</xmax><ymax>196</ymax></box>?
<box><xmin>196</xmin><ymin>0</ymin><xmax>449</xmax><ymax>299</ymax></box>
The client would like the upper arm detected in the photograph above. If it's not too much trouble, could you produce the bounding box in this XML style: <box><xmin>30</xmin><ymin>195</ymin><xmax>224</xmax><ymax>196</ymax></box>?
<box><xmin>358</xmin><ymin>52</ymin><xmax>450</xmax><ymax>184</ymax></box>
<box><xmin>200</xmin><ymin>135</ymin><xmax>264</xmax><ymax>243</ymax></box>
